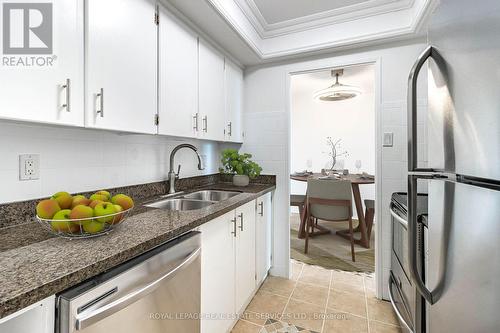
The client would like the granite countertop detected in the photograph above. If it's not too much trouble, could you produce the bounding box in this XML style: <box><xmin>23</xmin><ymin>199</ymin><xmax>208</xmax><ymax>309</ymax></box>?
<box><xmin>0</xmin><ymin>181</ymin><xmax>275</xmax><ymax>319</ymax></box>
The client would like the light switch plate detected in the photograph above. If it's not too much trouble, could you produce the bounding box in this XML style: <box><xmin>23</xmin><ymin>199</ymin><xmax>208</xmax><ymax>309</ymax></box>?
<box><xmin>383</xmin><ymin>132</ymin><xmax>394</xmax><ymax>147</ymax></box>
<box><xmin>19</xmin><ymin>154</ymin><xmax>40</xmax><ymax>180</ymax></box>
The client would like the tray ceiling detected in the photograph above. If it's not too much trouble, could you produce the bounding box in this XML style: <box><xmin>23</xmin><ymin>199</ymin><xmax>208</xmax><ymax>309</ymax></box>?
<box><xmin>164</xmin><ymin>0</ymin><xmax>435</xmax><ymax>66</ymax></box>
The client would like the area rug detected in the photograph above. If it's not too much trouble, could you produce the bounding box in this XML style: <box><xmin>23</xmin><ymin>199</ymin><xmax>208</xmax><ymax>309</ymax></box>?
<box><xmin>290</xmin><ymin>214</ymin><xmax>375</xmax><ymax>273</ymax></box>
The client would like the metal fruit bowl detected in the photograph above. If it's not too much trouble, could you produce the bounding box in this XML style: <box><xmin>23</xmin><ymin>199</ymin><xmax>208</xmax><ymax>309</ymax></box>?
<box><xmin>35</xmin><ymin>208</ymin><xmax>133</xmax><ymax>239</ymax></box>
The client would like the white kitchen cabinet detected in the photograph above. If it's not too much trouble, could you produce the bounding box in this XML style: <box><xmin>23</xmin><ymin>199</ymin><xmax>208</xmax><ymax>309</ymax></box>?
<box><xmin>158</xmin><ymin>5</ymin><xmax>199</xmax><ymax>138</ymax></box>
<box><xmin>200</xmin><ymin>211</ymin><xmax>236</xmax><ymax>333</ymax></box>
<box><xmin>85</xmin><ymin>0</ymin><xmax>157</xmax><ymax>134</ymax></box>
<box><xmin>0</xmin><ymin>296</ymin><xmax>54</xmax><ymax>333</ymax></box>
<box><xmin>255</xmin><ymin>192</ymin><xmax>272</xmax><ymax>285</ymax></box>
<box><xmin>198</xmin><ymin>39</ymin><xmax>225</xmax><ymax>141</ymax></box>
<box><xmin>234</xmin><ymin>201</ymin><xmax>257</xmax><ymax>313</ymax></box>
<box><xmin>224</xmin><ymin>60</ymin><xmax>243</xmax><ymax>143</ymax></box>
<box><xmin>0</xmin><ymin>0</ymin><xmax>84</xmax><ymax>126</ymax></box>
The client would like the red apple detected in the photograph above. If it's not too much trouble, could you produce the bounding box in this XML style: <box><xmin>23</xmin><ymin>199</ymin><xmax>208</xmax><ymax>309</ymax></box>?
<box><xmin>36</xmin><ymin>199</ymin><xmax>61</xmax><ymax>219</ymax></box>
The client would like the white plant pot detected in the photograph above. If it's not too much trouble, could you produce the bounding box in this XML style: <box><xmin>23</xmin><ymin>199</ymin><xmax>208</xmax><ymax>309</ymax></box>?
<box><xmin>233</xmin><ymin>175</ymin><xmax>250</xmax><ymax>187</ymax></box>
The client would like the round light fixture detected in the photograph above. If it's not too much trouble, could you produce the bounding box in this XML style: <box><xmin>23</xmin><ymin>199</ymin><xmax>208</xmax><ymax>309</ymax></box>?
<box><xmin>313</xmin><ymin>69</ymin><xmax>362</xmax><ymax>102</ymax></box>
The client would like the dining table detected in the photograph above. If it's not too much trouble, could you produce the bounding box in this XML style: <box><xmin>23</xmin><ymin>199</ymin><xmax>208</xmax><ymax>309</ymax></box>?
<box><xmin>290</xmin><ymin>172</ymin><xmax>375</xmax><ymax>248</ymax></box>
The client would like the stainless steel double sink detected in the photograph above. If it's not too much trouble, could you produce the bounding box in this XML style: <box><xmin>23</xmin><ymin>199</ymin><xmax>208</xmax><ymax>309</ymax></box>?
<box><xmin>144</xmin><ymin>190</ymin><xmax>241</xmax><ymax>211</ymax></box>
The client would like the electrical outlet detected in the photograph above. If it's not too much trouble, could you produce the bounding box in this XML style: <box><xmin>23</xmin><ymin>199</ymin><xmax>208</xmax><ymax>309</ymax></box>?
<box><xmin>19</xmin><ymin>154</ymin><xmax>40</xmax><ymax>180</ymax></box>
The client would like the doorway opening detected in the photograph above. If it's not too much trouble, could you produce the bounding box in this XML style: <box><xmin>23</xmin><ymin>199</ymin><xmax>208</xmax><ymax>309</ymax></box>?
<box><xmin>289</xmin><ymin>63</ymin><xmax>377</xmax><ymax>275</ymax></box>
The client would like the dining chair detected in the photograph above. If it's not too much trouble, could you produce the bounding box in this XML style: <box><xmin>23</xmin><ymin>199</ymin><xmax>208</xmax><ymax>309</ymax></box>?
<box><xmin>304</xmin><ymin>179</ymin><xmax>356</xmax><ymax>262</ymax></box>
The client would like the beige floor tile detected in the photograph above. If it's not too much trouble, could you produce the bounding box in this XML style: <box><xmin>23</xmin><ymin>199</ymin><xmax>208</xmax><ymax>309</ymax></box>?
<box><xmin>282</xmin><ymin>298</ymin><xmax>325</xmax><ymax>332</ymax></box>
<box><xmin>298</xmin><ymin>264</ymin><xmax>332</xmax><ymax>287</ymax></box>
<box><xmin>332</xmin><ymin>270</ymin><xmax>365</xmax><ymax>286</ymax></box>
<box><xmin>259</xmin><ymin>276</ymin><xmax>296</xmax><ymax>297</ymax></box>
<box><xmin>231</xmin><ymin>319</ymin><xmax>262</xmax><ymax>333</ymax></box>
<box><xmin>246</xmin><ymin>290</ymin><xmax>288</xmax><ymax>320</ymax></box>
<box><xmin>330</xmin><ymin>280</ymin><xmax>365</xmax><ymax>296</ymax></box>
<box><xmin>369</xmin><ymin>321</ymin><xmax>403</xmax><ymax>333</ymax></box>
<box><xmin>323</xmin><ymin>311</ymin><xmax>368</xmax><ymax>333</ymax></box>
<box><xmin>241</xmin><ymin>311</ymin><xmax>267</xmax><ymax>326</ymax></box>
<box><xmin>367</xmin><ymin>298</ymin><xmax>399</xmax><ymax>326</ymax></box>
<box><xmin>291</xmin><ymin>282</ymin><xmax>329</xmax><ymax>307</ymax></box>
<box><xmin>327</xmin><ymin>290</ymin><xmax>367</xmax><ymax>317</ymax></box>
<box><xmin>291</xmin><ymin>261</ymin><xmax>304</xmax><ymax>281</ymax></box>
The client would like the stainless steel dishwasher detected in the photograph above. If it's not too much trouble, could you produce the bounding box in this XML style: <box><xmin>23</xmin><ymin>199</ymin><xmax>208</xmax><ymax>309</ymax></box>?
<box><xmin>57</xmin><ymin>231</ymin><xmax>201</xmax><ymax>333</ymax></box>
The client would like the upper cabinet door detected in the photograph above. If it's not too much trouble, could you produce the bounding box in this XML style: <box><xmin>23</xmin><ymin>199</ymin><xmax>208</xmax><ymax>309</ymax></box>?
<box><xmin>224</xmin><ymin>60</ymin><xmax>243</xmax><ymax>143</ymax></box>
<box><xmin>85</xmin><ymin>0</ymin><xmax>157</xmax><ymax>134</ymax></box>
<box><xmin>0</xmin><ymin>0</ymin><xmax>84</xmax><ymax>126</ymax></box>
<box><xmin>198</xmin><ymin>39</ymin><xmax>225</xmax><ymax>141</ymax></box>
<box><xmin>158</xmin><ymin>5</ymin><xmax>198</xmax><ymax>138</ymax></box>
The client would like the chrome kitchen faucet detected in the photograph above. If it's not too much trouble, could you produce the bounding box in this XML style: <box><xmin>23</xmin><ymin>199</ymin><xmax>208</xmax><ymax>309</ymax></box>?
<box><xmin>168</xmin><ymin>144</ymin><xmax>204</xmax><ymax>194</ymax></box>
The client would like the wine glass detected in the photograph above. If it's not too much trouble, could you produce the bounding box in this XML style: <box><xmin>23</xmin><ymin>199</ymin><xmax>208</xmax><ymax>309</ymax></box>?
<box><xmin>355</xmin><ymin>160</ymin><xmax>362</xmax><ymax>174</ymax></box>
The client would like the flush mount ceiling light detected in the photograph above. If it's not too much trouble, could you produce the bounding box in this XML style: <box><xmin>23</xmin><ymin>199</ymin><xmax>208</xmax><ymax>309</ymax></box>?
<box><xmin>313</xmin><ymin>69</ymin><xmax>362</xmax><ymax>102</ymax></box>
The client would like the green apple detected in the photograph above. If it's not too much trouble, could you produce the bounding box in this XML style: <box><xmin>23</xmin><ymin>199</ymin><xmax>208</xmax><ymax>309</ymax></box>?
<box><xmin>51</xmin><ymin>191</ymin><xmax>73</xmax><ymax>209</ymax></box>
<box><xmin>51</xmin><ymin>209</ymin><xmax>79</xmax><ymax>233</ymax></box>
<box><xmin>110</xmin><ymin>204</ymin><xmax>124</xmax><ymax>225</ymax></box>
<box><xmin>89</xmin><ymin>199</ymin><xmax>104</xmax><ymax>209</ymax></box>
<box><xmin>36</xmin><ymin>199</ymin><xmax>61</xmax><ymax>219</ymax></box>
<box><xmin>94</xmin><ymin>190</ymin><xmax>111</xmax><ymax>201</ymax></box>
<box><xmin>69</xmin><ymin>205</ymin><xmax>94</xmax><ymax>225</ymax></box>
<box><xmin>89</xmin><ymin>194</ymin><xmax>108</xmax><ymax>202</ymax></box>
<box><xmin>82</xmin><ymin>220</ymin><xmax>105</xmax><ymax>233</ymax></box>
<box><xmin>111</xmin><ymin>194</ymin><xmax>134</xmax><ymax>210</ymax></box>
<box><xmin>71</xmin><ymin>195</ymin><xmax>91</xmax><ymax>208</ymax></box>
<box><xmin>93</xmin><ymin>202</ymin><xmax>116</xmax><ymax>223</ymax></box>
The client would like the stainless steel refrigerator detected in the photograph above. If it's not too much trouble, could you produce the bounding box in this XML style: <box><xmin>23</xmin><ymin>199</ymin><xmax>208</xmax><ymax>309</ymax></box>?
<box><xmin>407</xmin><ymin>0</ymin><xmax>500</xmax><ymax>332</ymax></box>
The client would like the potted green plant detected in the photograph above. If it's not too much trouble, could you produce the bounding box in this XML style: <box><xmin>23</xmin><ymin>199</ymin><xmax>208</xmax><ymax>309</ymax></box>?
<box><xmin>220</xmin><ymin>149</ymin><xmax>262</xmax><ymax>186</ymax></box>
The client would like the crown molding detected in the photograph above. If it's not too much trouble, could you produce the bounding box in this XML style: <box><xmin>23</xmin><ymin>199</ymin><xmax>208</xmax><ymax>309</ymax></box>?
<box><xmin>234</xmin><ymin>0</ymin><xmax>416</xmax><ymax>38</ymax></box>
<box><xmin>206</xmin><ymin>0</ymin><xmax>435</xmax><ymax>61</ymax></box>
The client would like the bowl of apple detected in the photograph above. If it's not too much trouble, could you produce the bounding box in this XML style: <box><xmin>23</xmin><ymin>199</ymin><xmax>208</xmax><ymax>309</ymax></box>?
<box><xmin>35</xmin><ymin>190</ymin><xmax>134</xmax><ymax>239</ymax></box>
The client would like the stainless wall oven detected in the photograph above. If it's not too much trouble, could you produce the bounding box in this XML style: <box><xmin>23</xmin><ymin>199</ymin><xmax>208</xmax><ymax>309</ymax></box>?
<box><xmin>389</xmin><ymin>193</ymin><xmax>427</xmax><ymax>333</ymax></box>
<box><xmin>57</xmin><ymin>231</ymin><xmax>201</xmax><ymax>333</ymax></box>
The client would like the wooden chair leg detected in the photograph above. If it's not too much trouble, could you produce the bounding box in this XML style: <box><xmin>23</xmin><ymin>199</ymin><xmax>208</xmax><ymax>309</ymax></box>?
<box><xmin>348</xmin><ymin>217</ymin><xmax>356</xmax><ymax>262</ymax></box>
<box><xmin>365</xmin><ymin>208</ymin><xmax>374</xmax><ymax>241</ymax></box>
<box><xmin>304</xmin><ymin>215</ymin><xmax>310</xmax><ymax>254</ymax></box>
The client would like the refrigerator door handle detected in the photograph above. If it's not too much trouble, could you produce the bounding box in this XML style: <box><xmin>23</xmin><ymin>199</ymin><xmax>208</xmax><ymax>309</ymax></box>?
<box><xmin>408</xmin><ymin>174</ymin><xmax>436</xmax><ymax>304</ymax></box>
<box><xmin>407</xmin><ymin>45</ymin><xmax>445</xmax><ymax>173</ymax></box>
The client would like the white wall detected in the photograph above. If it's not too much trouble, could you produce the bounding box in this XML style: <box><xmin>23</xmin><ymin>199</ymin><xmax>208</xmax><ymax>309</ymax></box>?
<box><xmin>290</xmin><ymin>65</ymin><xmax>376</xmax><ymax>217</ymax></box>
<box><xmin>0</xmin><ymin>121</ymin><xmax>222</xmax><ymax>204</ymax></box>
<box><xmin>243</xmin><ymin>38</ymin><xmax>428</xmax><ymax>299</ymax></box>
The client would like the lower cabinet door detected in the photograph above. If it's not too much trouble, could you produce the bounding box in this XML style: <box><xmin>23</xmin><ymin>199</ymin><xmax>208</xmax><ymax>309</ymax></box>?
<box><xmin>235</xmin><ymin>201</ymin><xmax>256</xmax><ymax>313</ymax></box>
<box><xmin>200</xmin><ymin>212</ymin><xmax>236</xmax><ymax>333</ymax></box>
<box><xmin>256</xmin><ymin>192</ymin><xmax>272</xmax><ymax>285</ymax></box>
<box><xmin>0</xmin><ymin>296</ymin><xmax>54</xmax><ymax>333</ymax></box>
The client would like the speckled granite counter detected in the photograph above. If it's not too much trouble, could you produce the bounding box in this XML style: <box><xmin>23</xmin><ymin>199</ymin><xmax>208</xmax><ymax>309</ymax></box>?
<box><xmin>0</xmin><ymin>178</ymin><xmax>275</xmax><ymax>319</ymax></box>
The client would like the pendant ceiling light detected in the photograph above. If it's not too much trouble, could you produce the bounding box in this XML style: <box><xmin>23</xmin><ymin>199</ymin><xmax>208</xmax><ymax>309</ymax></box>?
<box><xmin>313</xmin><ymin>69</ymin><xmax>362</xmax><ymax>102</ymax></box>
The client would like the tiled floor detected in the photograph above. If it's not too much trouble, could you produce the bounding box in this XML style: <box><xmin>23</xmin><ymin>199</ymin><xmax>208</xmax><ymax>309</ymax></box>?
<box><xmin>231</xmin><ymin>261</ymin><xmax>401</xmax><ymax>333</ymax></box>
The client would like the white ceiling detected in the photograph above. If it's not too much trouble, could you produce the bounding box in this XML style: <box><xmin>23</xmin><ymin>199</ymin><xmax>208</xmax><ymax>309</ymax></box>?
<box><xmin>252</xmin><ymin>0</ymin><xmax>370</xmax><ymax>24</ymax></box>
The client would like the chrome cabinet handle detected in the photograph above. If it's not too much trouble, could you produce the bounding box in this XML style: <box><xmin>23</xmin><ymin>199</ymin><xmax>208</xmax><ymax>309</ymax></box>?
<box><xmin>227</xmin><ymin>122</ymin><xmax>232</xmax><ymax>137</ymax></box>
<box><xmin>388</xmin><ymin>275</ymin><xmax>414</xmax><ymax>333</ymax></box>
<box><xmin>231</xmin><ymin>217</ymin><xmax>237</xmax><ymax>237</ymax></box>
<box><xmin>238</xmin><ymin>213</ymin><xmax>243</xmax><ymax>231</ymax></box>
<box><xmin>202</xmin><ymin>115</ymin><xmax>208</xmax><ymax>132</ymax></box>
<box><xmin>62</xmin><ymin>79</ymin><xmax>70</xmax><ymax>112</ymax></box>
<box><xmin>96</xmin><ymin>88</ymin><xmax>104</xmax><ymax>117</ymax></box>
<box><xmin>258</xmin><ymin>202</ymin><xmax>264</xmax><ymax>216</ymax></box>
<box><xmin>408</xmin><ymin>46</ymin><xmax>444</xmax><ymax>173</ymax></box>
<box><xmin>408</xmin><ymin>174</ymin><xmax>435</xmax><ymax>304</ymax></box>
<box><xmin>75</xmin><ymin>247</ymin><xmax>201</xmax><ymax>330</ymax></box>
<box><xmin>193</xmin><ymin>113</ymin><xmax>199</xmax><ymax>131</ymax></box>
